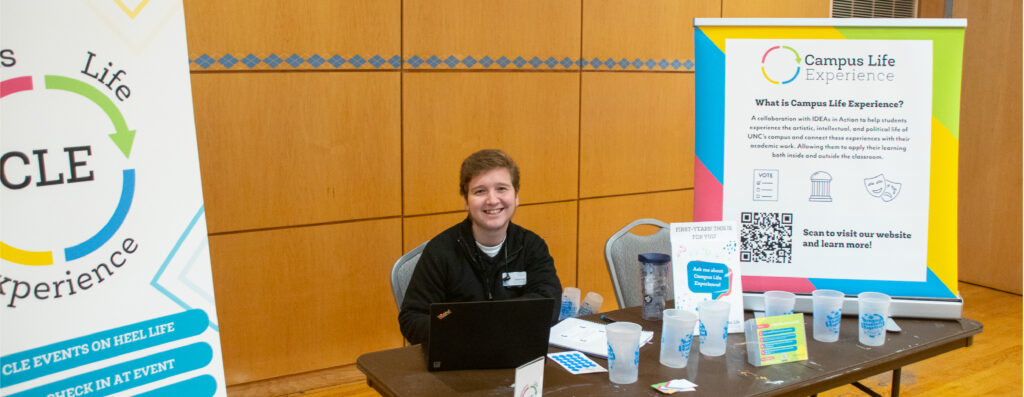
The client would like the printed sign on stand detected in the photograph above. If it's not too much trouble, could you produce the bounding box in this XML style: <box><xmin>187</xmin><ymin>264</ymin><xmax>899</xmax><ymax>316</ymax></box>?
<box><xmin>1</xmin><ymin>2</ymin><xmax>226</xmax><ymax>395</ymax></box>
<box><xmin>670</xmin><ymin>221</ymin><xmax>744</xmax><ymax>333</ymax></box>
<box><xmin>693</xmin><ymin>19</ymin><xmax>966</xmax><ymax>301</ymax></box>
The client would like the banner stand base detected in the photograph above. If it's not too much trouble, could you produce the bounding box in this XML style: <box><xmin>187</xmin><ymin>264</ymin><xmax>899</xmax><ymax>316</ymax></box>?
<box><xmin>743</xmin><ymin>292</ymin><xmax>964</xmax><ymax>320</ymax></box>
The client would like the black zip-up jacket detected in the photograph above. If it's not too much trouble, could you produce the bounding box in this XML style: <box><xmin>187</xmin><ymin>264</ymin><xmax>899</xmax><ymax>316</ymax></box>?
<box><xmin>398</xmin><ymin>217</ymin><xmax>562</xmax><ymax>345</ymax></box>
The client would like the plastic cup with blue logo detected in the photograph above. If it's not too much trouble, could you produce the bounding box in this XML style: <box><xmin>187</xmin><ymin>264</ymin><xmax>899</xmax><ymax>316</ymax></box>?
<box><xmin>763</xmin><ymin>290</ymin><xmax>796</xmax><ymax>317</ymax></box>
<box><xmin>812</xmin><ymin>289</ymin><xmax>844</xmax><ymax>342</ymax></box>
<box><xmin>857</xmin><ymin>292</ymin><xmax>891</xmax><ymax>346</ymax></box>
<box><xmin>558</xmin><ymin>287</ymin><xmax>580</xmax><ymax>321</ymax></box>
<box><xmin>577</xmin><ymin>291</ymin><xmax>603</xmax><ymax>316</ymax></box>
<box><xmin>606</xmin><ymin>321</ymin><xmax>642</xmax><ymax>384</ymax></box>
<box><xmin>697</xmin><ymin>300</ymin><xmax>730</xmax><ymax>356</ymax></box>
<box><xmin>660</xmin><ymin>309</ymin><xmax>698</xmax><ymax>368</ymax></box>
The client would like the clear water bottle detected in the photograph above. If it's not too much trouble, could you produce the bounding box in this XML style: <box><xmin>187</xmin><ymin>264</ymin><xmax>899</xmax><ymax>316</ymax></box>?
<box><xmin>639</xmin><ymin>253</ymin><xmax>671</xmax><ymax>320</ymax></box>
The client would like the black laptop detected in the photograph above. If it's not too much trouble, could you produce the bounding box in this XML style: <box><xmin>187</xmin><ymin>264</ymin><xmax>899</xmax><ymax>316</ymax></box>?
<box><xmin>426</xmin><ymin>298</ymin><xmax>555</xmax><ymax>371</ymax></box>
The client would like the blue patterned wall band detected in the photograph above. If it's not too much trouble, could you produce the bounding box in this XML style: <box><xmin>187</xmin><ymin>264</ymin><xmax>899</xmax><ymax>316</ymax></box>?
<box><xmin>189</xmin><ymin>53</ymin><xmax>695</xmax><ymax>71</ymax></box>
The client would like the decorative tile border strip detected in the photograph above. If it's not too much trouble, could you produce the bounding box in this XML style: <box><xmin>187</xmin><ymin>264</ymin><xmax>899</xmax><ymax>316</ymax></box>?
<box><xmin>581</xmin><ymin>57</ymin><xmax>693</xmax><ymax>71</ymax></box>
<box><xmin>188</xmin><ymin>53</ymin><xmax>694</xmax><ymax>71</ymax></box>
<box><xmin>189</xmin><ymin>53</ymin><xmax>403</xmax><ymax>70</ymax></box>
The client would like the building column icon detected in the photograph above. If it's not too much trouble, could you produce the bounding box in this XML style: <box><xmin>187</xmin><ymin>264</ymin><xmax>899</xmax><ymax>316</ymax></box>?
<box><xmin>809</xmin><ymin>171</ymin><xmax>833</xmax><ymax>202</ymax></box>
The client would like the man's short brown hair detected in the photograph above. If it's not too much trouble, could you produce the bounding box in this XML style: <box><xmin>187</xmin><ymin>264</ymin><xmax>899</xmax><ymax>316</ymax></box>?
<box><xmin>459</xmin><ymin>149</ymin><xmax>520</xmax><ymax>198</ymax></box>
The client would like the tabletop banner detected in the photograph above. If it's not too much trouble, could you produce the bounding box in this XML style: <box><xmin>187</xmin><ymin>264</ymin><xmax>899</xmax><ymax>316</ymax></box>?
<box><xmin>693</xmin><ymin>19</ymin><xmax>966</xmax><ymax>299</ymax></box>
<box><xmin>1</xmin><ymin>2</ymin><xmax>226</xmax><ymax>395</ymax></box>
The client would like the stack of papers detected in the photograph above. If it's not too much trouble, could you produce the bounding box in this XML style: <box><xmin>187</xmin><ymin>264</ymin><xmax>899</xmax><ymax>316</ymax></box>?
<box><xmin>548</xmin><ymin>317</ymin><xmax>654</xmax><ymax>358</ymax></box>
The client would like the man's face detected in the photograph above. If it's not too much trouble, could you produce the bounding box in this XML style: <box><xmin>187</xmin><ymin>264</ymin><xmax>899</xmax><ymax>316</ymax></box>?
<box><xmin>465</xmin><ymin>167</ymin><xmax>519</xmax><ymax>237</ymax></box>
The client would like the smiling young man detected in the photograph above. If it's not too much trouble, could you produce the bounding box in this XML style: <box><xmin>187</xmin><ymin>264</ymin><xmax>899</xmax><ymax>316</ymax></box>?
<box><xmin>398</xmin><ymin>149</ymin><xmax>562</xmax><ymax>345</ymax></box>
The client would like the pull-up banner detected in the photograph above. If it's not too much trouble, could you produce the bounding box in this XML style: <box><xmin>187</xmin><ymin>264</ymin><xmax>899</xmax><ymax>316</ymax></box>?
<box><xmin>1</xmin><ymin>2</ymin><xmax>225</xmax><ymax>395</ymax></box>
<box><xmin>693</xmin><ymin>19</ymin><xmax>966</xmax><ymax>300</ymax></box>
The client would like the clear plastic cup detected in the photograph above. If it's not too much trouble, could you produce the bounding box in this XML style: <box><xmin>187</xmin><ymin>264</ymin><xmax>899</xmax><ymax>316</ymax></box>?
<box><xmin>858</xmin><ymin>292</ymin><xmax>891</xmax><ymax>346</ymax></box>
<box><xmin>763</xmin><ymin>290</ymin><xmax>796</xmax><ymax>317</ymax></box>
<box><xmin>697</xmin><ymin>300</ymin><xmax>730</xmax><ymax>356</ymax></box>
<box><xmin>811</xmin><ymin>289</ymin><xmax>844</xmax><ymax>342</ymax></box>
<box><xmin>660</xmin><ymin>309</ymin><xmax>698</xmax><ymax>368</ymax></box>
<box><xmin>578</xmin><ymin>292</ymin><xmax>604</xmax><ymax>316</ymax></box>
<box><xmin>606</xmin><ymin>322</ymin><xmax>642</xmax><ymax>384</ymax></box>
<box><xmin>558</xmin><ymin>287</ymin><xmax>580</xmax><ymax>321</ymax></box>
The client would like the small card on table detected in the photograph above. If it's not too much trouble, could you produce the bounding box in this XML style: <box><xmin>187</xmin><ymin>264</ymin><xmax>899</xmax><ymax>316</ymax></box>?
<box><xmin>743</xmin><ymin>313</ymin><xmax>808</xmax><ymax>366</ymax></box>
<box><xmin>652</xmin><ymin>378</ymin><xmax>698</xmax><ymax>394</ymax></box>
<box><xmin>514</xmin><ymin>356</ymin><xmax>545</xmax><ymax>397</ymax></box>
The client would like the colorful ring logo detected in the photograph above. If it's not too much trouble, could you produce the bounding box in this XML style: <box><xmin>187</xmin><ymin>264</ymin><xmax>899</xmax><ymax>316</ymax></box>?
<box><xmin>1</xmin><ymin>75</ymin><xmax>136</xmax><ymax>266</ymax></box>
<box><xmin>761</xmin><ymin>46</ymin><xmax>801</xmax><ymax>84</ymax></box>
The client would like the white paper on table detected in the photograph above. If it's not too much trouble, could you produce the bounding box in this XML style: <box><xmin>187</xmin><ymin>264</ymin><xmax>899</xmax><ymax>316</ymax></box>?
<box><xmin>666</xmin><ymin>379</ymin><xmax>698</xmax><ymax>389</ymax></box>
<box><xmin>549</xmin><ymin>317</ymin><xmax>654</xmax><ymax>358</ymax></box>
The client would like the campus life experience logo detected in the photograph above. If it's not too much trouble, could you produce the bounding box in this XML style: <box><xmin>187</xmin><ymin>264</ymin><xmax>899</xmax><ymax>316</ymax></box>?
<box><xmin>1</xmin><ymin>48</ymin><xmax>142</xmax><ymax>310</ymax></box>
<box><xmin>761</xmin><ymin>45</ymin><xmax>801</xmax><ymax>84</ymax></box>
<box><xmin>760</xmin><ymin>44</ymin><xmax>900</xmax><ymax>86</ymax></box>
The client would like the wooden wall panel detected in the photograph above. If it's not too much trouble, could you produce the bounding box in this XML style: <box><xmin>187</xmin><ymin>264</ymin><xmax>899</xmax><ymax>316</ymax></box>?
<box><xmin>580</xmin><ymin>73</ymin><xmax>694</xmax><ymax>198</ymax></box>
<box><xmin>403</xmin><ymin>0</ymin><xmax>581</xmax><ymax>70</ymax></box>
<box><xmin>514</xmin><ymin>202</ymin><xmax>579</xmax><ymax>287</ymax></box>
<box><xmin>403</xmin><ymin>213</ymin><xmax>465</xmax><ymax>253</ymax></box>
<box><xmin>402</xmin><ymin>202</ymin><xmax>578</xmax><ymax>288</ymax></box>
<box><xmin>722</xmin><ymin>0</ymin><xmax>830</xmax><ymax>17</ymax></box>
<box><xmin>955</xmin><ymin>0</ymin><xmax>1023</xmax><ymax>293</ymax></box>
<box><xmin>917</xmin><ymin>0</ymin><xmax>945</xmax><ymax>18</ymax></box>
<box><xmin>403</xmin><ymin>72</ymin><xmax>579</xmax><ymax>215</ymax></box>
<box><xmin>183</xmin><ymin>0</ymin><xmax>400</xmax><ymax>70</ymax></box>
<box><xmin>192</xmin><ymin>72</ymin><xmax>401</xmax><ymax>233</ymax></box>
<box><xmin>210</xmin><ymin>219</ymin><xmax>403</xmax><ymax>385</ymax></box>
<box><xmin>582</xmin><ymin>0</ymin><xmax>719</xmax><ymax>71</ymax></box>
<box><xmin>577</xmin><ymin>191</ymin><xmax>693</xmax><ymax>309</ymax></box>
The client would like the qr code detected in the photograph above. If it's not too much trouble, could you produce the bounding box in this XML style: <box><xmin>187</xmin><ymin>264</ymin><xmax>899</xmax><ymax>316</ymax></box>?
<box><xmin>739</xmin><ymin>212</ymin><xmax>793</xmax><ymax>263</ymax></box>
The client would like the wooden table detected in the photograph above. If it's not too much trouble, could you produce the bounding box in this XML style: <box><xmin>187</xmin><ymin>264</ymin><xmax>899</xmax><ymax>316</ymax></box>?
<box><xmin>357</xmin><ymin>306</ymin><xmax>982</xmax><ymax>396</ymax></box>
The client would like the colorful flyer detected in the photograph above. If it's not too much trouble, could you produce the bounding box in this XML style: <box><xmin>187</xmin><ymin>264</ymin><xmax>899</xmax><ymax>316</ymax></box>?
<box><xmin>693</xmin><ymin>19</ymin><xmax>966</xmax><ymax>299</ymax></box>
<box><xmin>669</xmin><ymin>221</ymin><xmax>744</xmax><ymax>333</ymax></box>
<box><xmin>723</xmin><ymin>37</ymin><xmax>933</xmax><ymax>282</ymax></box>
<box><xmin>1</xmin><ymin>2</ymin><xmax>225</xmax><ymax>395</ymax></box>
<box><xmin>743</xmin><ymin>314</ymin><xmax>808</xmax><ymax>367</ymax></box>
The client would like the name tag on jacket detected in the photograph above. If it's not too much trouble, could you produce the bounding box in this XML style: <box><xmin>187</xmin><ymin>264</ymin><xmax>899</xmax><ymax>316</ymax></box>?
<box><xmin>502</xmin><ymin>271</ymin><xmax>527</xmax><ymax>287</ymax></box>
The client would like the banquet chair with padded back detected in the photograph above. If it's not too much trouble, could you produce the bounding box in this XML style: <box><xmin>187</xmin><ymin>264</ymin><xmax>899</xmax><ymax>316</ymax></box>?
<box><xmin>604</xmin><ymin>218</ymin><xmax>672</xmax><ymax>309</ymax></box>
<box><xmin>390</xmin><ymin>241</ymin><xmax>427</xmax><ymax>310</ymax></box>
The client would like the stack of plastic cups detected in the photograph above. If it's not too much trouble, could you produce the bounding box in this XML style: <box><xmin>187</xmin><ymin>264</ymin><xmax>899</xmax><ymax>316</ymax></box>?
<box><xmin>577</xmin><ymin>292</ymin><xmax>603</xmax><ymax>316</ymax></box>
<box><xmin>811</xmin><ymin>289</ymin><xmax>844</xmax><ymax>342</ymax></box>
<box><xmin>558</xmin><ymin>287</ymin><xmax>580</xmax><ymax>321</ymax></box>
<box><xmin>606</xmin><ymin>322</ymin><xmax>642</xmax><ymax>384</ymax></box>
<box><xmin>763</xmin><ymin>290</ymin><xmax>796</xmax><ymax>317</ymax></box>
<box><xmin>858</xmin><ymin>292</ymin><xmax>891</xmax><ymax>346</ymax></box>
<box><xmin>660</xmin><ymin>309</ymin><xmax>699</xmax><ymax>368</ymax></box>
<box><xmin>698</xmin><ymin>300</ymin><xmax>731</xmax><ymax>356</ymax></box>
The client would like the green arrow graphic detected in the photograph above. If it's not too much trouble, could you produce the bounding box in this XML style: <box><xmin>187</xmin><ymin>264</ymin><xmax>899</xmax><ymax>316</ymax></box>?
<box><xmin>45</xmin><ymin>75</ymin><xmax>135</xmax><ymax>158</ymax></box>
<box><xmin>783</xmin><ymin>46</ymin><xmax>800</xmax><ymax>62</ymax></box>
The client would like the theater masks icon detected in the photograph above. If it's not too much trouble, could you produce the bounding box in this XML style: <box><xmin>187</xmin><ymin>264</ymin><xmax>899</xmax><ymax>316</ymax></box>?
<box><xmin>880</xmin><ymin>180</ymin><xmax>902</xmax><ymax>202</ymax></box>
<box><xmin>864</xmin><ymin>174</ymin><xmax>886</xmax><ymax>197</ymax></box>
